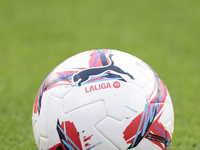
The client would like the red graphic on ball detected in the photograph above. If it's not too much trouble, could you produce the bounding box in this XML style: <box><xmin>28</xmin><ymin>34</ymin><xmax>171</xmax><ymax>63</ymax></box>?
<box><xmin>113</xmin><ymin>81</ymin><xmax>121</xmax><ymax>88</ymax></box>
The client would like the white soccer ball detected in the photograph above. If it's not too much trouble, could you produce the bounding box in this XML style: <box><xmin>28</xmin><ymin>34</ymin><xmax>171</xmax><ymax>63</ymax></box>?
<box><xmin>32</xmin><ymin>49</ymin><xmax>174</xmax><ymax>150</ymax></box>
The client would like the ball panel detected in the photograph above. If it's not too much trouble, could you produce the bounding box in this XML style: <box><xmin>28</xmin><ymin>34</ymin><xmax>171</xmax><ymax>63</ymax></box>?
<box><xmin>58</xmin><ymin>101</ymin><xmax>119</xmax><ymax>150</ymax></box>
<box><xmin>32</xmin><ymin>121</ymin><xmax>40</xmax><ymax>148</ymax></box>
<box><xmin>49</xmin><ymin>86</ymin><xmax>74</xmax><ymax>99</ymax></box>
<box><xmin>40</xmin><ymin>136</ymin><xmax>50</xmax><ymax>150</ymax></box>
<box><xmin>113</xmin><ymin>56</ymin><xmax>150</xmax><ymax>87</ymax></box>
<box><xmin>37</xmin><ymin>92</ymin><xmax>50</xmax><ymax>139</ymax></box>
<box><xmin>96</xmin><ymin>117</ymin><xmax>129</xmax><ymax>149</ymax></box>
<box><xmin>63</xmin><ymin>80</ymin><xmax>129</xmax><ymax>121</ymax></box>
<box><xmin>126</xmin><ymin>83</ymin><xmax>146</xmax><ymax>114</ymax></box>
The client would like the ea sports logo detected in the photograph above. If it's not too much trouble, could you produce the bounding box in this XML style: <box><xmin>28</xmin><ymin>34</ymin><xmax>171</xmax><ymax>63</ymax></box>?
<box><xmin>113</xmin><ymin>81</ymin><xmax>120</xmax><ymax>88</ymax></box>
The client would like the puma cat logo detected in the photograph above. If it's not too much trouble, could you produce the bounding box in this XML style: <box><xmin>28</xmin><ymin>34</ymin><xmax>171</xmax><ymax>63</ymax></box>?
<box><xmin>73</xmin><ymin>54</ymin><xmax>134</xmax><ymax>86</ymax></box>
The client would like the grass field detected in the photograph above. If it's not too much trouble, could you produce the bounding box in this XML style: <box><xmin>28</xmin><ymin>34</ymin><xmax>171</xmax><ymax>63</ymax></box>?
<box><xmin>0</xmin><ymin>0</ymin><xmax>200</xmax><ymax>149</ymax></box>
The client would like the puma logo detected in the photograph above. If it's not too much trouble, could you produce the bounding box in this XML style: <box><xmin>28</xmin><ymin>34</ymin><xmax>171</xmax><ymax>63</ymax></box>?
<box><xmin>73</xmin><ymin>54</ymin><xmax>134</xmax><ymax>86</ymax></box>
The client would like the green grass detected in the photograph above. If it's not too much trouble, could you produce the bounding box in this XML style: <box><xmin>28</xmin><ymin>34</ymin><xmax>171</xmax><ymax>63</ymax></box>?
<box><xmin>0</xmin><ymin>0</ymin><xmax>200</xmax><ymax>149</ymax></box>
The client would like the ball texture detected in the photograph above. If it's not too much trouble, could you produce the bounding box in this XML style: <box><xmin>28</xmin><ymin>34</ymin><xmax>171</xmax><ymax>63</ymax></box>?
<box><xmin>32</xmin><ymin>49</ymin><xmax>174</xmax><ymax>150</ymax></box>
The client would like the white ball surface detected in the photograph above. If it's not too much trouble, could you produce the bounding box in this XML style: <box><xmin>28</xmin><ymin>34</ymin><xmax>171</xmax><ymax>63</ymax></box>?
<box><xmin>32</xmin><ymin>49</ymin><xmax>174</xmax><ymax>150</ymax></box>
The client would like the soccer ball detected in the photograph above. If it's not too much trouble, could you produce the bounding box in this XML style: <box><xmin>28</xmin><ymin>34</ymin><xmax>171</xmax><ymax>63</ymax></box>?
<box><xmin>32</xmin><ymin>49</ymin><xmax>174</xmax><ymax>150</ymax></box>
